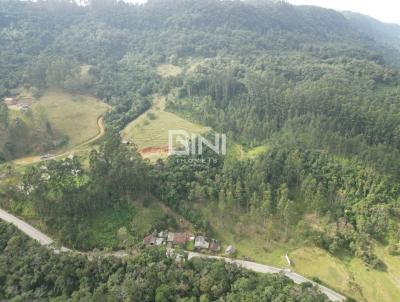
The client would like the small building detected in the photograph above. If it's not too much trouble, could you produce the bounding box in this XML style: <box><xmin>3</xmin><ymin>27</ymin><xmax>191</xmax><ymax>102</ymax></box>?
<box><xmin>194</xmin><ymin>236</ymin><xmax>209</xmax><ymax>250</ymax></box>
<box><xmin>209</xmin><ymin>240</ymin><xmax>221</xmax><ymax>252</ymax></box>
<box><xmin>225</xmin><ymin>245</ymin><xmax>236</xmax><ymax>255</ymax></box>
<box><xmin>122</xmin><ymin>140</ymin><xmax>131</xmax><ymax>145</ymax></box>
<box><xmin>158</xmin><ymin>230</ymin><xmax>168</xmax><ymax>238</ymax></box>
<box><xmin>155</xmin><ymin>237</ymin><xmax>165</xmax><ymax>246</ymax></box>
<box><xmin>144</xmin><ymin>235</ymin><xmax>156</xmax><ymax>246</ymax></box>
<box><xmin>167</xmin><ymin>232</ymin><xmax>189</xmax><ymax>246</ymax></box>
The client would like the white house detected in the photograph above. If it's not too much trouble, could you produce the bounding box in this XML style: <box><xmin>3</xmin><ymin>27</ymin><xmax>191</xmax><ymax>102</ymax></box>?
<box><xmin>194</xmin><ymin>236</ymin><xmax>209</xmax><ymax>250</ymax></box>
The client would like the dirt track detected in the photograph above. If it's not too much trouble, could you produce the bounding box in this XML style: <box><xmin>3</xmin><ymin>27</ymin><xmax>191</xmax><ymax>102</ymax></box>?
<box><xmin>13</xmin><ymin>116</ymin><xmax>106</xmax><ymax>166</ymax></box>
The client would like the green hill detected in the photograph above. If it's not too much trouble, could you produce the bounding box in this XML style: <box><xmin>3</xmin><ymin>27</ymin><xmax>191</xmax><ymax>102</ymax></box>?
<box><xmin>0</xmin><ymin>89</ymin><xmax>108</xmax><ymax>161</ymax></box>
<box><xmin>1</xmin><ymin>0</ymin><xmax>400</xmax><ymax>301</ymax></box>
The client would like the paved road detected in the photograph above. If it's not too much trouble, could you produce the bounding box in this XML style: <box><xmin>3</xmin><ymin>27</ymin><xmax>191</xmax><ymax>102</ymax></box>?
<box><xmin>0</xmin><ymin>208</ymin><xmax>54</xmax><ymax>246</ymax></box>
<box><xmin>0</xmin><ymin>208</ymin><xmax>345</xmax><ymax>301</ymax></box>
<box><xmin>187</xmin><ymin>252</ymin><xmax>345</xmax><ymax>301</ymax></box>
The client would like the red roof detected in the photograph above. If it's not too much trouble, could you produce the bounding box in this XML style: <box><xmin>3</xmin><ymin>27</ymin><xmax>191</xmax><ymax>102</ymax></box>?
<box><xmin>172</xmin><ymin>233</ymin><xmax>188</xmax><ymax>245</ymax></box>
<box><xmin>209</xmin><ymin>241</ymin><xmax>220</xmax><ymax>252</ymax></box>
<box><xmin>144</xmin><ymin>235</ymin><xmax>156</xmax><ymax>246</ymax></box>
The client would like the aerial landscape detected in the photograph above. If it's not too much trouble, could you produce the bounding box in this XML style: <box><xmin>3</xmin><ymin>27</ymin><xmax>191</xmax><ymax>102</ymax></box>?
<box><xmin>1</xmin><ymin>0</ymin><xmax>400</xmax><ymax>301</ymax></box>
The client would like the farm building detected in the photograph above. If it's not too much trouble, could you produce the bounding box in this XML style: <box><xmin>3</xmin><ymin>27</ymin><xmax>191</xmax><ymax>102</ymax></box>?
<box><xmin>144</xmin><ymin>231</ymin><xmax>191</xmax><ymax>247</ymax></box>
<box><xmin>194</xmin><ymin>236</ymin><xmax>209</xmax><ymax>250</ymax></box>
<box><xmin>209</xmin><ymin>240</ymin><xmax>221</xmax><ymax>252</ymax></box>
<box><xmin>225</xmin><ymin>245</ymin><xmax>236</xmax><ymax>255</ymax></box>
<box><xmin>143</xmin><ymin>234</ymin><xmax>156</xmax><ymax>246</ymax></box>
<box><xmin>167</xmin><ymin>232</ymin><xmax>189</xmax><ymax>245</ymax></box>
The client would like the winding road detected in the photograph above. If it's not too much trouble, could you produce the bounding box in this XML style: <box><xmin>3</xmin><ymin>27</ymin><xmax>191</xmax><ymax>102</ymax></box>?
<box><xmin>1</xmin><ymin>99</ymin><xmax>345</xmax><ymax>301</ymax></box>
<box><xmin>13</xmin><ymin>115</ymin><xmax>106</xmax><ymax>166</ymax></box>
<box><xmin>0</xmin><ymin>208</ymin><xmax>346</xmax><ymax>302</ymax></box>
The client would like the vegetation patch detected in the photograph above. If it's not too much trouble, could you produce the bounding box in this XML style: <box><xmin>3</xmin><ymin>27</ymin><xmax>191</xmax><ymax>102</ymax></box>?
<box><xmin>121</xmin><ymin>96</ymin><xmax>207</xmax><ymax>151</ymax></box>
<box><xmin>156</xmin><ymin>64</ymin><xmax>182</xmax><ymax>77</ymax></box>
<box><xmin>199</xmin><ymin>202</ymin><xmax>400</xmax><ymax>302</ymax></box>
<box><xmin>83</xmin><ymin>203</ymin><xmax>137</xmax><ymax>249</ymax></box>
<box><xmin>32</xmin><ymin>89</ymin><xmax>109</xmax><ymax>149</ymax></box>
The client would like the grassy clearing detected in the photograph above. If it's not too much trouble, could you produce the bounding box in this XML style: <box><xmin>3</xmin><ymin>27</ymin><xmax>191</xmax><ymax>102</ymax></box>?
<box><xmin>185</xmin><ymin>58</ymin><xmax>204</xmax><ymax>73</ymax></box>
<box><xmin>79</xmin><ymin>199</ymin><xmax>193</xmax><ymax>249</ymax></box>
<box><xmin>121</xmin><ymin>96</ymin><xmax>207</xmax><ymax>150</ymax></box>
<box><xmin>156</xmin><ymin>64</ymin><xmax>182</xmax><ymax>77</ymax></box>
<box><xmin>156</xmin><ymin>59</ymin><xmax>205</xmax><ymax>77</ymax></box>
<box><xmin>345</xmin><ymin>245</ymin><xmax>400</xmax><ymax>302</ymax></box>
<box><xmin>200</xmin><ymin>203</ymin><xmax>400</xmax><ymax>302</ymax></box>
<box><xmin>131</xmin><ymin>201</ymin><xmax>165</xmax><ymax>236</ymax></box>
<box><xmin>129</xmin><ymin>199</ymin><xmax>193</xmax><ymax>238</ymax></box>
<box><xmin>83</xmin><ymin>204</ymin><xmax>137</xmax><ymax>249</ymax></box>
<box><xmin>32</xmin><ymin>89</ymin><xmax>109</xmax><ymax>149</ymax></box>
<box><xmin>80</xmin><ymin>64</ymin><xmax>92</xmax><ymax>80</ymax></box>
<box><xmin>245</xmin><ymin>145</ymin><xmax>269</xmax><ymax>158</ymax></box>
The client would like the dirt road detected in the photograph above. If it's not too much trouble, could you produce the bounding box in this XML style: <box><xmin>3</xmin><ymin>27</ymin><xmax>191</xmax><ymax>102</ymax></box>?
<box><xmin>13</xmin><ymin>115</ymin><xmax>106</xmax><ymax>166</ymax></box>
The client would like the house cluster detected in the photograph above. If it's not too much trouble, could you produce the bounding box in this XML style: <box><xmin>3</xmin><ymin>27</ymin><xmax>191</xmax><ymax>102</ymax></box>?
<box><xmin>144</xmin><ymin>230</ymin><xmax>191</xmax><ymax>247</ymax></box>
<box><xmin>194</xmin><ymin>236</ymin><xmax>221</xmax><ymax>252</ymax></box>
<box><xmin>144</xmin><ymin>231</ymin><xmax>221</xmax><ymax>252</ymax></box>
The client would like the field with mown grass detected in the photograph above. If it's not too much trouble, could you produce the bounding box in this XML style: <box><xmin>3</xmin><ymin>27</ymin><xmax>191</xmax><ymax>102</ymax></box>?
<box><xmin>121</xmin><ymin>96</ymin><xmax>208</xmax><ymax>150</ymax></box>
<box><xmin>5</xmin><ymin>89</ymin><xmax>109</xmax><ymax>162</ymax></box>
<box><xmin>32</xmin><ymin>89</ymin><xmax>109</xmax><ymax>149</ymax></box>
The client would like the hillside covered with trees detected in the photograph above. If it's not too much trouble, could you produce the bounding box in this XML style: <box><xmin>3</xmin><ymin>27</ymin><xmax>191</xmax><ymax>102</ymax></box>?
<box><xmin>1</xmin><ymin>0</ymin><xmax>400</xmax><ymax>300</ymax></box>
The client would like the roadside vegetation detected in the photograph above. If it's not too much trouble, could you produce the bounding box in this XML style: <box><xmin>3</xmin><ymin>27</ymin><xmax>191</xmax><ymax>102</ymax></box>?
<box><xmin>1</xmin><ymin>0</ymin><xmax>400</xmax><ymax>300</ymax></box>
<box><xmin>0</xmin><ymin>221</ymin><xmax>330</xmax><ymax>301</ymax></box>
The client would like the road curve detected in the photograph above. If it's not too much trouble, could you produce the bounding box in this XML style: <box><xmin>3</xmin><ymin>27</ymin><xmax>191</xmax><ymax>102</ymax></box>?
<box><xmin>0</xmin><ymin>208</ymin><xmax>345</xmax><ymax>301</ymax></box>
<box><xmin>187</xmin><ymin>252</ymin><xmax>346</xmax><ymax>302</ymax></box>
<box><xmin>13</xmin><ymin>114</ymin><xmax>107</xmax><ymax>166</ymax></box>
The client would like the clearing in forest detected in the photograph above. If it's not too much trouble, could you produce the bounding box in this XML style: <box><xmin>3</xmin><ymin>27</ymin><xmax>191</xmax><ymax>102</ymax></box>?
<box><xmin>156</xmin><ymin>64</ymin><xmax>183</xmax><ymax>77</ymax></box>
<box><xmin>121</xmin><ymin>96</ymin><xmax>208</xmax><ymax>157</ymax></box>
<box><xmin>200</xmin><ymin>202</ymin><xmax>400</xmax><ymax>302</ymax></box>
<box><xmin>31</xmin><ymin>89</ymin><xmax>109</xmax><ymax>149</ymax></box>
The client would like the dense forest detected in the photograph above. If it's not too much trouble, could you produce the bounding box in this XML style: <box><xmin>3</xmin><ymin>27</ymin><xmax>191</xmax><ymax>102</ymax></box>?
<box><xmin>1</xmin><ymin>0</ymin><xmax>400</xmax><ymax>300</ymax></box>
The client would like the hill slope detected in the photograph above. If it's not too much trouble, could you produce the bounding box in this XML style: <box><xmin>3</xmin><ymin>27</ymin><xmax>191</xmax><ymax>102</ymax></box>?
<box><xmin>0</xmin><ymin>90</ymin><xmax>108</xmax><ymax>160</ymax></box>
<box><xmin>1</xmin><ymin>1</ymin><xmax>400</xmax><ymax>301</ymax></box>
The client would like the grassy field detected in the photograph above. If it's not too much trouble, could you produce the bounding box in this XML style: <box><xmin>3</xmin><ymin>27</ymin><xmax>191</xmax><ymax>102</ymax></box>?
<box><xmin>199</xmin><ymin>203</ymin><xmax>400</xmax><ymax>302</ymax></box>
<box><xmin>83</xmin><ymin>204</ymin><xmax>137</xmax><ymax>249</ymax></box>
<box><xmin>156</xmin><ymin>64</ymin><xmax>182</xmax><ymax>77</ymax></box>
<box><xmin>69</xmin><ymin>199</ymin><xmax>193</xmax><ymax>249</ymax></box>
<box><xmin>121</xmin><ymin>96</ymin><xmax>208</xmax><ymax>150</ymax></box>
<box><xmin>32</xmin><ymin>90</ymin><xmax>109</xmax><ymax>149</ymax></box>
